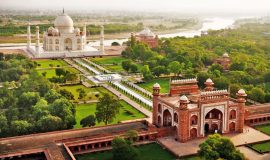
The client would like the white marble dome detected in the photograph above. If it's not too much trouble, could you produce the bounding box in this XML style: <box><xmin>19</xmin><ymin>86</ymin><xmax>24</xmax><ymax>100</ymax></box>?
<box><xmin>206</xmin><ymin>78</ymin><xmax>213</xmax><ymax>83</ymax></box>
<box><xmin>54</xmin><ymin>13</ymin><xmax>74</xmax><ymax>33</ymax></box>
<box><xmin>153</xmin><ymin>83</ymin><xmax>160</xmax><ymax>88</ymax></box>
<box><xmin>52</xmin><ymin>28</ymin><xmax>59</xmax><ymax>36</ymax></box>
<box><xmin>223</xmin><ymin>52</ymin><xmax>229</xmax><ymax>58</ymax></box>
<box><xmin>238</xmin><ymin>89</ymin><xmax>246</xmax><ymax>94</ymax></box>
<box><xmin>74</xmin><ymin>28</ymin><xmax>80</xmax><ymax>35</ymax></box>
<box><xmin>180</xmin><ymin>95</ymin><xmax>188</xmax><ymax>101</ymax></box>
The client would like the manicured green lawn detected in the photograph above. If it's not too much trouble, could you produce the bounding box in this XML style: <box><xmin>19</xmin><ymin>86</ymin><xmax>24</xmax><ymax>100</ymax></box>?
<box><xmin>60</xmin><ymin>85</ymin><xmax>113</xmax><ymax>101</ymax></box>
<box><xmin>90</xmin><ymin>56</ymin><xmax>127</xmax><ymax>72</ymax></box>
<box><xmin>35</xmin><ymin>59</ymin><xmax>68</xmax><ymax>68</ymax></box>
<box><xmin>90</xmin><ymin>56</ymin><xmax>143</xmax><ymax>72</ymax></box>
<box><xmin>37</xmin><ymin>67</ymin><xmax>80</xmax><ymax>78</ymax></box>
<box><xmin>254</xmin><ymin>124</ymin><xmax>270</xmax><ymax>135</ymax></box>
<box><xmin>138</xmin><ymin>78</ymin><xmax>170</xmax><ymax>93</ymax></box>
<box><xmin>91</xmin><ymin>56</ymin><xmax>127</xmax><ymax>65</ymax></box>
<box><xmin>75</xmin><ymin>143</ymin><xmax>176</xmax><ymax>160</ymax></box>
<box><xmin>249</xmin><ymin>141</ymin><xmax>270</xmax><ymax>153</ymax></box>
<box><xmin>74</xmin><ymin>100</ymin><xmax>146</xmax><ymax>128</ymax></box>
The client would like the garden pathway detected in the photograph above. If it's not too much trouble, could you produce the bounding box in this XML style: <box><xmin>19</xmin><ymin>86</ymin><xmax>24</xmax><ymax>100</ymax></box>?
<box><xmin>102</xmin><ymin>83</ymin><xmax>152</xmax><ymax>123</ymax></box>
<box><xmin>237</xmin><ymin>146</ymin><xmax>270</xmax><ymax>160</ymax></box>
<box><xmin>64</xmin><ymin>58</ymin><xmax>152</xmax><ymax>122</ymax></box>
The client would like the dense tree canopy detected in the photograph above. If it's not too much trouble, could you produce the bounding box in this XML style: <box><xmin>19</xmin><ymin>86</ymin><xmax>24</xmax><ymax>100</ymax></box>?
<box><xmin>0</xmin><ymin>55</ymin><xmax>76</xmax><ymax>137</ymax></box>
<box><xmin>122</xmin><ymin>23</ymin><xmax>270</xmax><ymax>103</ymax></box>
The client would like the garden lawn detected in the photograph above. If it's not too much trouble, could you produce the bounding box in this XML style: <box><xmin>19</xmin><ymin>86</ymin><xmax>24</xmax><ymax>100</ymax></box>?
<box><xmin>35</xmin><ymin>59</ymin><xmax>68</xmax><ymax>68</ymax></box>
<box><xmin>37</xmin><ymin>67</ymin><xmax>80</xmax><ymax>78</ymax></box>
<box><xmin>138</xmin><ymin>78</ymin><xmax>170</xmax><ymax>93</ymax></box>
<box><xmin>90</xmin><ymin>56</ymin><xmax>143</xmax><ymax>72</ymax></box>
<box><xmin>90</xmin><ymin>56</ymin><xmax>126</xmax><ymax>72</ymax></box>
<box><xmin>74</xmin><ymin>100</ymin><xmax>146</xmax><ymax>128</ymax></box>
<box><xmin>75</xmin><ymin>143</ymin><xmax>176</xmax><ymax>160</ymax></box>
<box><xmin>249</xmin><ymin>141</ymin><xmax>270</xmax><ymax>153</ymax></box>
<box><xmin>59</xmin><ymin>85</ymin><xmax>113</xmax><ymax>101</ymax></box>
<box><xmin>254</xmin><ymin>124</ymin><xmax>270</xmax><ymax>136</ymax></box>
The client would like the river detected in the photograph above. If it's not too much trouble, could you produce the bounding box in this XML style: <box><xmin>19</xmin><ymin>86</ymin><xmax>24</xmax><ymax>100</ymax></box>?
<box><xmin>88</xmin><ymin>17</ymin><xmax>235</xmax><ymax>46</ymax></box>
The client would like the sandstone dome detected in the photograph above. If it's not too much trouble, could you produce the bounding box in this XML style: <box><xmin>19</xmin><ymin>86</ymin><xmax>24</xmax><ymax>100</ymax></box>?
<box><xmin>54</xmin><ymin>13</ymin><xmax>74</xmax><ymax>33</ymax></box>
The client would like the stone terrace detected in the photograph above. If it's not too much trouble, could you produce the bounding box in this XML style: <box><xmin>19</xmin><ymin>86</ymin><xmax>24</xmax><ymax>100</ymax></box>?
<box><xmin>158</xmin><ymin>125</ymin><xmax>270</xmax><ymax>158</ymax></box>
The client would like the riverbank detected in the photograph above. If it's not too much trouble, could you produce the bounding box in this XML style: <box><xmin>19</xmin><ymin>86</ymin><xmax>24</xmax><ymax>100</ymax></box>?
<box><xmin>0</xmin><ymin>21</ymin><xmax>202</xmax><ymax>44</ymax></box>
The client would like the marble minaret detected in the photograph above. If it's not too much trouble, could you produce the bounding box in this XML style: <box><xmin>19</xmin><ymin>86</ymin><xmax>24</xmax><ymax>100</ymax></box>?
<box><xmin>100</xmin><ymin>25</ymin><xmax>104</xmax><ymax>54</ymax></box>
<box><xmin>35</xmin><ymin>26</ymin><xmax>40</xmax><ymax>55</ymax></box>
<box><xmin>27</xmin><ymin>23</ymin><xmax>31</xmax><ymax>49</ymax></box>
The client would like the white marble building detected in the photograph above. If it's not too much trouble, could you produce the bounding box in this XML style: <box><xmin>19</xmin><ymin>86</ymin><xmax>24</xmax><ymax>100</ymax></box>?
<box><xmin>27</xmin><ymin>10</ymin><xmax>105</xmax><ymax>58</ymax></box>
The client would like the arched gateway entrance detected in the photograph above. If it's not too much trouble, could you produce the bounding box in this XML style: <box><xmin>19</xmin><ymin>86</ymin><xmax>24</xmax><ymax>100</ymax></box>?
<box><xmin>204</xmin><ymin>108</ymin><xmax>223</xmax><ymax>134</ymax></box>
<box><xmin>64</xmin><ymin>38</ymin><xmax>72</xmax><ymax>50</ymax></box>
<box><xmin>163</xmin><ymin>109</ymin><xmax>172</xmax><ymax>127</ymax></box>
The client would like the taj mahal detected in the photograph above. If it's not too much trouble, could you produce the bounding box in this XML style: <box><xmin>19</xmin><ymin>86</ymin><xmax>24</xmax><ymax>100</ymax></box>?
<box><xmin>26</xmin><ymin>10</ymin><xmax>105</xmax><ymax>58</ymax></box>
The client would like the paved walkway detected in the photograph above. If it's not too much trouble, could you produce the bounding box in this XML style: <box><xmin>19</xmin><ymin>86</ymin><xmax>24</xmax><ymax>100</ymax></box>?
<box><xmin>158</xmin><ymin>125</ymin><xmax>270</xmax><ymax>158</ymax></box>
<box><xmin>237</xmin><ymin>146</ymin><xmax>270</xmax><ymax>160</ymax></box>
<box><xmin>102</xmin><ymin>83</ymin><xmax>152</xmax><ymax>123</ymax></box>
<box><xmin>74</xmin><ymin>58</ymin><xmax>101</xmax><ymax>75</ymax></box>
<box><xmin>112</xmin><ymin>81</ymin><xmax>153</xmax><ymax>107</ymax></box>
<box><xmin>82</xmin><ymin>58</ymin><xmax>111</xmax><ymax>73</ymax></box>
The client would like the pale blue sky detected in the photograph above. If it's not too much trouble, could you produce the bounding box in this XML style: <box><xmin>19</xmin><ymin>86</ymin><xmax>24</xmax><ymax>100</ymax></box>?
<box><xmin>1</xmin><ymin>0</ymin><xmax>270</xmax><ymax>14</ymax></box>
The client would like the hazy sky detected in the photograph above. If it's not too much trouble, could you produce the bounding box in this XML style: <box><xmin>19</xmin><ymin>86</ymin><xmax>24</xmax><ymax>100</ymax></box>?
<box><xmin>1</xmin><ymin>0</ymin><xmax>270</xmax><ymax>14</ymax></box>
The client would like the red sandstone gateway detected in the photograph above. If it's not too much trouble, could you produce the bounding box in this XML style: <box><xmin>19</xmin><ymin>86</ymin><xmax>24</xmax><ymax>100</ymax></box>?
<box><xmin>152</xmin><ymin>78</ymin><xmax>247</xmax><ymax>142</ymax></box>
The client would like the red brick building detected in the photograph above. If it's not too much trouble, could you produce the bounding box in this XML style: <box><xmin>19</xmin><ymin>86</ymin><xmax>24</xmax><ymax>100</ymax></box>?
<box><xmin>152</xmin><ymin>78</ymin><xmax>247</xmax><ymax>142</ymax></box>
<box><xmin>132</xmin><ymin>28</ymin><xmax>159</xmax><ymax>48</ymax></box>
<box><xmin>214</xmin><ymin>52</ymin><xmax>231</xmax><ymax>70</ymax></box>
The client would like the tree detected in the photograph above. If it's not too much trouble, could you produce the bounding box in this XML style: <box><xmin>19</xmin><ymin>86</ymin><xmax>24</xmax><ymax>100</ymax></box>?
<box><xmin>152</xmin><ymin>66</ymin><xmax>167</xmax><ymax>77</ymax></box>
<box><xmin>95</xmin><ymin>93</ymin><xmax>120</xmax><ymax>125</ymax></box>
<box><xmin>32</xmin><ymin>99</ymin><xmax>49</xmax><ymax>121</ymax></box>
<box><xmin>229</xmin><ymin>62</ymin><xmax>247</xmax><ymax>71</ymax></box>
<box><xmin>36</xmin><ymin>115</ymin><xmax>63</xmax><ymax>132</ymax></box>
<box><xmin>0</xmin><ymin>114</ymin><xmax>8</xmax><ymax>135</ymax></box>
<box><xmin>141</xmin><ymin>65</ymin><xmax>153</xmax><ymax>81</ymax></box>
<box><xmin>213</xmin><ymin>77</ymin><xmax>229</xmax><ymax>89</ymax></box>
<box><xmin>208</xmin><ymin>64</ymin><xmax>224</xmax><ymax>73</ymax></box>
<box><xmin>112</xmin><ymin>137</ymin><xmax>139</xmax><ymax>160</ymax></box>
<box><xmin>10</xmin><ymin>120</ymin><xmax>31</xmax><ymax>136</ymax></box>
<box><xmin>198</xmin><ymin>134</ymin><xmax>244</xmax><ymax>160</ymax></box>
<box><xmin>197</xmin><ymin>72</ymin><xmax>210</xmax><ymax>88</ymax></box>
<box><xmin>80</xmin><ymin>115</ymin><xmax>96</xmax><ymax>127</ymax></box>
<box><xmin>44</xmin><ymin>89</ymin><xmax>62</xmax><ymax>103</ymax></box>
<box><xmin>168</xmin><ymin>61</ymin><xmax>183</xmax><ymax>76</ymax></box>
<box><xmin>122</xmin><ymin>60</ymin><xmax>132</xmax><ymax>72</ymax></box>
<box><xmin>17</xmin><ymin>92</ymin><xmax>40</xmax><ymax>109</ymax></box>
<box><xmin>55</xmin><ymin>68</ymin><xmax>66</xmax><ymax>77</ymax></box>
<box><xmin>130</xmin><ymin>63</ymin><xmax>138</xmax><ymax>73</ymax></box>
<box><xmin>229</xmin><ymin>84</ymin><xmax>241</xmax><ymax>98</ymax></box>
<box><xmin>76</xmin><ymin>88</ymin><xmax>87</xmax><ymax>100</ymax></box>
<box><xmin>249</xmin><ymin>87</ymin><xmax>265</xmax><ymax>103</ymax></box>
<box><xmin>59</xmin><ymin>89</ymin><xmax>75</xmax><ymax>100</ymax></box>
<box><xmin>49</xmin><ymin>98</ymin><xmax>76</xmax><ymax>129</ymax></box>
